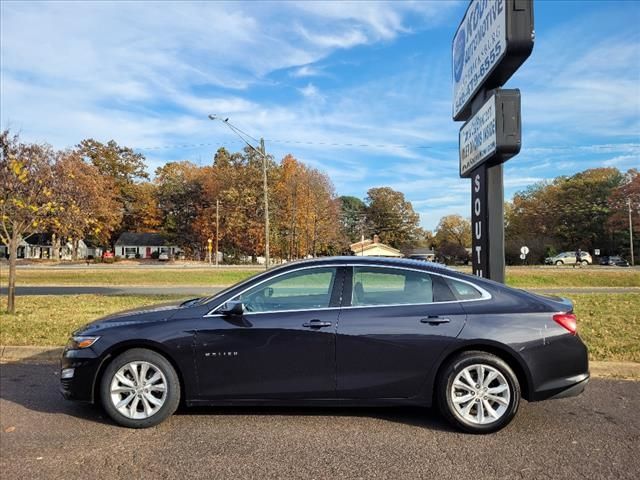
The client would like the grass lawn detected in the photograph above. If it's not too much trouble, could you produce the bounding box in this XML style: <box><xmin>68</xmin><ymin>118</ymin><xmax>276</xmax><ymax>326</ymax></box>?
<box><xmin>10</xmin><ymin>268</ymin><xmax>259</xmax><ymax>286</ymax></box>
<box><xmin>7</xmin><ymin>266</ymin><xmax>640</xmax><ymax>288</ymax></box>
<box><xmin>506</xmin><ymin>268</ymin><xmax>640</xmax><ymax>288</ymax></box>
<box><xmin>0</xmin><ymin>295</ymin><xmax>186</xmax><ymax>347</ymax></box>
<box><xmin>1</xmin><ymin>292</ymin><xmax>638</xmax><ymax>363</ymax></box>
<box><xmin>567</xmin><ymin>293</ymin><xmax>640</xmax><ymax>363</ymax></box>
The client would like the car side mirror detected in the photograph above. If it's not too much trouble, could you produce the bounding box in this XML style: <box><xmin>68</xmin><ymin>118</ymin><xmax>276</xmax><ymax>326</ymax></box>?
<box><xmin>219</xmin><ymin>301</ymin><xmax>245</xmax><ymax>316</ymax></box>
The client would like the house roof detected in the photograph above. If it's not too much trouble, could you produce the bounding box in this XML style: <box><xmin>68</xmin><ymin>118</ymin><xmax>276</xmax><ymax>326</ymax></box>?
<box><xmin>115</xmin><ymin>232</ymin><xmax>172</xmax><ymax>246</ymax></box>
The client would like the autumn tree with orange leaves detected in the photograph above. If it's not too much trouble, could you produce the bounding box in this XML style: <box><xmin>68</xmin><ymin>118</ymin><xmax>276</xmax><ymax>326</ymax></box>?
<box><xmin>0</xmin><ymin>131</ymin><xmax>57</xmax><ymax>313</ymax></box>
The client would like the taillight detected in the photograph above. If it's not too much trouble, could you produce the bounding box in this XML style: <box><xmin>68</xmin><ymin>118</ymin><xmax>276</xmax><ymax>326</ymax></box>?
<box><xmin>553</xmin><ymin>313</ymin><xmax>577</xmax><ymax>335</ymax></box>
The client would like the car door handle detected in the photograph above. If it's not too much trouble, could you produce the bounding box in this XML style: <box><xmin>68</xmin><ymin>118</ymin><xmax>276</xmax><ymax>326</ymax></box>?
<box><xmin>420</xmin><ymin>316</ymin><xmax>451</xmax><ymax>325</ymax></box>
<box><xmin>302</xmin><ymin>320</ymin><xmax>332</xmax><ymax>329</ymax></box>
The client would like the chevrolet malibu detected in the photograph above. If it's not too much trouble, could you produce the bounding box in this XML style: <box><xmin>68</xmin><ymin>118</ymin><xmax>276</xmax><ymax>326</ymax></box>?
<box><xmin>61</xmin><ymin>257</ymin><xmax>589</xmax><ymax>433</ymax></box>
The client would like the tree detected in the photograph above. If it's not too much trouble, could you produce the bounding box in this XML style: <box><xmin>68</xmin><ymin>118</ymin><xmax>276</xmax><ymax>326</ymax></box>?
<box><xmin>127</xmin><ymin>182</ymin><xmax>162</xmax><ymax>233</ymax></box>
<box><xmin>339</xmin><ymin>196</ymin><xmax>367</xmax><ymax>243</ymax></box>
<box><xmin>505</xmin><ymin>167</ymin><xmax>625</xmax><ymax>262</ymax></box>
<box><xmin>76</xmin><ymin>139</ymin><xmax>149</xmax><ymax>237</ymax></box>
<box><xmin>51</xmin><ymin>151</ymin><xmax>122</xmax><ymax>258</ymax></box>
<box><xmin>434</xmin><ymin>214</ymin><xmax>471</xmax><ymax>263</ymax></box>
<box><xmin>365</xmin><ymin>187</ymin><xmax>420</xmax><ymax>250</ymax></box>
<box><xmin>0</xmin><ymin>131</ymin><xmax>56</xmax><ymax>313</ymax></box>
<box><xmin>155</xmin><ymin>161</ymin><xmax>206</xmax><ymax>256</ymax></box>
<box><xmin>607</xmin><ymin>169</ymin><xmax>640</xmax><ymax>260</ymax></box>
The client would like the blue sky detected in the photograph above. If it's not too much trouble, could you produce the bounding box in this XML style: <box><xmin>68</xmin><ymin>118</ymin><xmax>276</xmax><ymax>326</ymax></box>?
<box><xmin>2</xmin><ymin>0</ymin><xmax>639</xmax><ymax>231</ymax></box>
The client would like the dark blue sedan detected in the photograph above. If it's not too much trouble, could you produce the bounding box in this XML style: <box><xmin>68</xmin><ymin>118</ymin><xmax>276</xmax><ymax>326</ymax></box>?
<box><xmin>61</xmin><ymin>257</ymin><xmax>589</xmax><ymax>433</ymax></box>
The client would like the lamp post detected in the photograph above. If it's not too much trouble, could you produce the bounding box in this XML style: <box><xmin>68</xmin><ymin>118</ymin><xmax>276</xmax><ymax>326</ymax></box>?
<box><xmin>208</xmin><ymin>115</ymin><xmax>270</xmax><ymax>269</ymax></box>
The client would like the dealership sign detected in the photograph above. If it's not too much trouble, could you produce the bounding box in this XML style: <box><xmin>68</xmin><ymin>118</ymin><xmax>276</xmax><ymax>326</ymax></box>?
<box><xmin>459</xmin><ymin>89</ymin><xmax>522</xmax><ymax>178</ymax></box>
<box><xmin>452</xmin><ymin>0</ymin><xmax>534</xmax><ymax>283</ymax></box>
<box><xmin>452</xmin><ymin>0</ymin><xmax>534</xmax><ymax>121</ymax></box>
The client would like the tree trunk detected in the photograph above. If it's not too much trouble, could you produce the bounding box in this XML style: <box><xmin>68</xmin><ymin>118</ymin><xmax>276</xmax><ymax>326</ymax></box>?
<box><xmin>72</xmin><ymin>238</ymin><xmax>79</xmax><ymax>261</ymax></box>
<box><xmin>7</xmin><ymin>234</ymin><xmax>18</xmax><ymax>314</ymax></box>
<box><xmin>52</xmin><ymin>233</ymin><xmax>60</xmax><ymax>261</ymax></box>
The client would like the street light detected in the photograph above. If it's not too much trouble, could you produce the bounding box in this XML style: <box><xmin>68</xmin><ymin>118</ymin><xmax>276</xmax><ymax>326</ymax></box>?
<box><xmin>208</xmin><ymin>115</ymin><xmax>270</xmax><ymax>269</ymax></box>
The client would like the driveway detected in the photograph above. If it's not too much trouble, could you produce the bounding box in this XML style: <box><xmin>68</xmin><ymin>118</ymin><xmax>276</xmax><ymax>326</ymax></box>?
<box><xmin>1</xmin><ymin>362</ymin><xmax>638</xmax><ymax>479</ymax></box>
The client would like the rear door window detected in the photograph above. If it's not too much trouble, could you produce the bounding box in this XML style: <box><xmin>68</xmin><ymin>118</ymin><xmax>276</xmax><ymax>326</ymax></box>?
<box><xmin>351</xmin><ymin>267</ymin><xmax>455</xmax><ymax>306</ymax></box>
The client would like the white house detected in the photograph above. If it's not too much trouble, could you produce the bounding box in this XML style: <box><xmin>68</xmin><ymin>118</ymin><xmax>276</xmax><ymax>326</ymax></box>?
<box><xmin>114</xmin><ymin>232</ymin><xmax>180</xmax><ymax>259</ymax></box>
<box><xmin>350</xmin><ymin>235</ymin><xmax>403</xmax><ymax>258</ymax></box>
<box><xmin>1</xmin><ymin>234</ymin><xmax>87</xmax><ymax>259</ymax></box>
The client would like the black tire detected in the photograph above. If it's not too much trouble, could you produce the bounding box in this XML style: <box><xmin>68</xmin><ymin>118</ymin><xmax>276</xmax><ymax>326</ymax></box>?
<box><xmin>437</xmin><ymin>351</ymin><xmax>520</xmax><ymax>434</ymax></box>
<box><xmin>100</xmin><ymin>348</ymin><xmax>180</xmax><ymax>428</ymax></box>
<box><xmin>555</xmin><ymin>260</ymin><xmax>563</xmax><ymax>266</ymax></box>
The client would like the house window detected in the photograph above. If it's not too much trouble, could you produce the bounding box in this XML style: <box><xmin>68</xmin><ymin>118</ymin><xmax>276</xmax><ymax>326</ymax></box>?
<box><xmin>124</xmin><ymin>247</ymin><xmax>137</xmax><ymax>258</ymax></box>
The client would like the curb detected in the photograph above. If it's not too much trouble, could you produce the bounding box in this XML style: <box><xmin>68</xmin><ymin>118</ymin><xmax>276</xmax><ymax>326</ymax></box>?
<box><xmin>1</xmin><ymin>345</ymin><xmax>638</xmax><ymax>380</ymax></box>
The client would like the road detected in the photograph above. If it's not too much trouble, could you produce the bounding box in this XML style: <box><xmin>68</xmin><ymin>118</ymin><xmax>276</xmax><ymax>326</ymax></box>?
<box><xmin>2</xmin><ymin>285</ymin><xmax>639</xmax><ymax>296</ymax></box>
<box><xmin>1</xmin><ymin>362</ymin><xmax>638</xmax><ymax>479</ymax></box>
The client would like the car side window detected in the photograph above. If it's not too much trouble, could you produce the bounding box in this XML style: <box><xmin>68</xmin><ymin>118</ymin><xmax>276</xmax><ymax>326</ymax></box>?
<box><xmin>238</xmin><ymin>267</ymin><xmax>337</xmax><ymax>313</ymax></box>
<box><xmin>447</xmin><ymin>278</ymin><xmax>483</xmax><ymax>300</ymax></box>
<box><xmin>352</xmin><ymin>267</ymin><xmax>444</xmax><ymax>306</ymax></box>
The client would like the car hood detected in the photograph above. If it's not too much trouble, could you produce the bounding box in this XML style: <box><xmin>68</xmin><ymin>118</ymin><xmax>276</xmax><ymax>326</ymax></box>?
<box><xmin>74</xmin><ymin>300</ymin><xmax>189</xmax><ymax>334</ymax></box>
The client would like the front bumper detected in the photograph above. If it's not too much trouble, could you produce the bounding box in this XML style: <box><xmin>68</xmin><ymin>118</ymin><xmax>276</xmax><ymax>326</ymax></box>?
<box><xmin>59</xmin><ymin>348</ymin><xmax>102</xmax><ymax>402</ymax></box>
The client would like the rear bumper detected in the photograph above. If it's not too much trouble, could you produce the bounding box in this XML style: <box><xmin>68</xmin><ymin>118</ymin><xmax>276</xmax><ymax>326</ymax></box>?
<box><xmin>530</xmin><ymin>372</ymin><xmax>589</xmax><ymax>401</ymax></box>
<box><xmin>549</xmin><ymin>375</ymin><xmax>589</xmax><ymax>400</ymax></box>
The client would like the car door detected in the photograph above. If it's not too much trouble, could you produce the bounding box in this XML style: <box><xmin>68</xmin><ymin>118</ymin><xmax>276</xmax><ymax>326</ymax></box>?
<box><xmin>336</xmin><ymin>266</ymin><xmax>468</xmax><ymax>399</ymax></box>
<box><xmin>194</xmin><ymin>266</ymin><xmax>343</xmax><ymax>400</ymax></box>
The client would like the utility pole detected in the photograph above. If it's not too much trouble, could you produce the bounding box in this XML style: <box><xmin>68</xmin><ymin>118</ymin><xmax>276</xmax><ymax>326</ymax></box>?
<box><xmin>260</xmin><ymin>138</ymin><xmax>270</xmax><ymax>269</ymax></box>
<box><xmin>207</xmin><ymin>115</ymin><xmax>270</xmax><ymax>269</ymax></box>
<box><xmin>215</xmin><ymin>198</ymin><xmax>220</xmax><ymax>267</ymax></box>
<box><xmin>629</xmin><ymin>198</ymin><xmax>635</xmax><ymax>266</ymax></box>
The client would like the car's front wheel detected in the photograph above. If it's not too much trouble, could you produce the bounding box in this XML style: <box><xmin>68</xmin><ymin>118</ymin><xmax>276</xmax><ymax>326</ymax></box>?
<box><xmin>100</xmin><ymin>348</ymin><xmax>180</xmax><ymax>428</ymax></box>
<box><xmin>555</xmin><ymin>260</ymin><xmax>564</xmax><ymax>266</ymax></box>
<box><xmin>437</xmin><ymin>351</ymin><xmax>520</xmax><ymax>433</ymax></box>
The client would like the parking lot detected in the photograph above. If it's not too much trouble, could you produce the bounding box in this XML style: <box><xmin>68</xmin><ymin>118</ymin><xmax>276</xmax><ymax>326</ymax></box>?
<box><xmin>1</xmin><ymin>362</ymin><xmax>638</xmax><ymax>479</ymax></box>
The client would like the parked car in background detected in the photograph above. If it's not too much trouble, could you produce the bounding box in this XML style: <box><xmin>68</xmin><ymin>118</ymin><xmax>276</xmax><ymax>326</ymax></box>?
<box><xmin>101</xmin><ymin>251</ymin><xmax>114</xmax><ymax>260</ymax></box>
<box><xmin>60</xmin><ymin>256</ymin><xmax>589</xmax><ymax>434</ymax></box>
<box><xmin>545</xmin><ymin>251</ymin><xmax>592</xmax><ymax>266</ymax></box>
<box><xmin>599</xmin><ymin>255</ymin><xmax>630</xmax><ymax>267</ymax></box>
<box><xmin>158</xmin><ymin>252</ymin><xmax>170</xmax><ymax>261</ymax></box>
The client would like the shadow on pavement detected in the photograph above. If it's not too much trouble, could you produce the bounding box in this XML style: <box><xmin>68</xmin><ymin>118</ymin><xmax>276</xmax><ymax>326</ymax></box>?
<box><xmin>1</xmin><ymin>357</ymin><xmax>455</xmax><ymax>432</ymax></box>
<box><xmin>0</xmin><ymin>360</ymin><xmax>112</xmax><ymax>426</ymax></box>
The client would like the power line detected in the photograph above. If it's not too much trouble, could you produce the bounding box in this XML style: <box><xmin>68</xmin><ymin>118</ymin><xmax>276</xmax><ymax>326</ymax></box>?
<box><xmin>133</xmin><ymin>139</ymin><xmax>437</xmax><ymax>151</ymax></box>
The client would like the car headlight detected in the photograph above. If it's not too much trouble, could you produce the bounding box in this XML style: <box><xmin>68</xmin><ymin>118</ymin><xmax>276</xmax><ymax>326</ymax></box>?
<box><xmin>67</xmin><ymin>336</ymin><xmax>101</xmax><ymax>349</ymax></box>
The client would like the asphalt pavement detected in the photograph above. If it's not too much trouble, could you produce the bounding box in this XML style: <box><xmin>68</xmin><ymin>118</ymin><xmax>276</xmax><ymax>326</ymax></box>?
<box><xmin>1</xmin><ymin>362</ymin><xmax>638</xmax><ymax>479</ymax></box>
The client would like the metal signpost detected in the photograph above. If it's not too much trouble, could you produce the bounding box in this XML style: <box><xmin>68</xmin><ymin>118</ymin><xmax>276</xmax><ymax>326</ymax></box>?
<box><xmin>453</xmin><ymin>0</ymin><xmax>534</xmax><ymax>283</ymax></box>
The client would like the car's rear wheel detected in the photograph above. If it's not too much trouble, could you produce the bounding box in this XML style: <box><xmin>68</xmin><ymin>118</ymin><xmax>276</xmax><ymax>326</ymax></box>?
<box><xmin>581</xmin><ymin>260</ymin><xmax>588</xmax><ymax>266</ymax></box>
<box><xmin>100</xmin><ymin>348</ymin><xmax>180</xmax><ymax>428</ymax></box>
<box><xmin>437</xmin><ymin>351</ymin><xmax>520</xmax><ymax>434</ymax></box>
<box><xmin>555</xmin><ymin>260</ymin><xmax>564</xmax><ymax>266</ymax></box>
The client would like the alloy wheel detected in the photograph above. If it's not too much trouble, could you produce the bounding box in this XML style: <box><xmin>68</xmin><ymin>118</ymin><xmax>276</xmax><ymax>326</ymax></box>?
<box><xmin>450</xmin><ymin>363</ymin><xmax>511</xmax><ymax>425</ymax></box>
<box><xmin>109</xmin><ymin>361</ymin><xmax>168</xmax><ymax>419</ymax></box>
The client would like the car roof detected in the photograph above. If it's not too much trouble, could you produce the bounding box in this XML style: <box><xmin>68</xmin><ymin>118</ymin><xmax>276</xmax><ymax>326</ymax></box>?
<box><xmin>271</xmin><ymin>256</ymin><xmax>454</xmax><ymax>274</ymax></box>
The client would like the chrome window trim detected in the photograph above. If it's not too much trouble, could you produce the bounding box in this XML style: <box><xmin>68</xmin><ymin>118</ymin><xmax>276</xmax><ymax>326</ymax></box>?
<box><xmin>204</xmin><ymin>263</ymin><xmax>492</xmax><ymax>317</ymax></box>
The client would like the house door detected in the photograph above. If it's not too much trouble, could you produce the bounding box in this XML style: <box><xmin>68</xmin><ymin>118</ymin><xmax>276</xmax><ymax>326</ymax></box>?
<box><xmin>146</xmin><ymin>247</ymin><xmax>151</xmax><ymax>258</ymax></box>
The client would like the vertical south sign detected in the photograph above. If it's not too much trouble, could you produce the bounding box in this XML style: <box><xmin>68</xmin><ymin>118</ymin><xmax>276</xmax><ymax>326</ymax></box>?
<box><xmin>471</xmin><ymin>167</ymin><xmax>489</xmax><ymax>277</ymax></box>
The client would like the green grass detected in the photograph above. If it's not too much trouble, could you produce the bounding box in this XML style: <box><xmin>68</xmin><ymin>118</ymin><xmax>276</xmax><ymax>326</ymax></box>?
<box><xmin>11</xmin><ymin>268</ymin><xmax>259</xmax><ymax>286</ymax></box>
<box><xmin>506</xmin><ymin>268</ymin><xmax>640</xmax><ymax>288</ymax></box>
<box><xmin>566</xmin><ymin>293</ymin><xmax>640</xmax><ymax>363</ymax></box>
<box><xmin>1</xmin><ymin>292</ymin><xmax>638</xmax><ymax>363</ymax></box>
<box><xmin>8</xmin><ymin>266</ymin><xmax>639</xmax><ymax>288</ymax></box>
<box><xmin>0</xmin><ymin>295</ymin><xmax>185</xmax><ymax>346</ymax></box>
